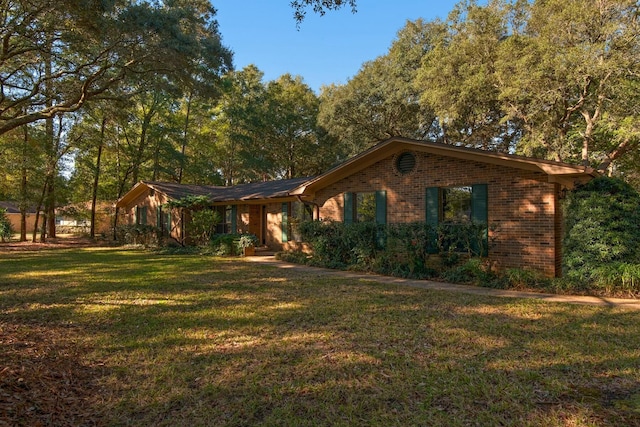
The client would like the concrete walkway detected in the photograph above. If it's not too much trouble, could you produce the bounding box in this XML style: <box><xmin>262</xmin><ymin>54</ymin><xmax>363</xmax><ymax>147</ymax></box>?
<box><xmin>244</xmin><ymin>255</ymin><xmax>640</xmax><ymax>310</ymax></box>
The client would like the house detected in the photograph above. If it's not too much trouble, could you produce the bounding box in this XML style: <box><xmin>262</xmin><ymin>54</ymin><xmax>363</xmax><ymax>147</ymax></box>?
<box><xmin>116</xmin><ymin>137</ymin><xmax>597</xmax><ymax>277</ymax></box>
<box><xmin>0</xmin><ymin>201</ymin><xmax>39</xmax><ymax>234</ymax></box>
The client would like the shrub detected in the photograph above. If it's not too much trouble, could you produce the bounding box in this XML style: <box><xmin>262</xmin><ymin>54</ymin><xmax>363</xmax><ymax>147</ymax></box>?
<box><xmin>187</xmin><ymin>209</ymin><xmax>221</xmax><ymax>246</ymax></box>
<box><xmin>0</xmin><ymin>208</ymin><xmax>13</xmax><ymax>242</ymax></box>
<box><xmin>502</xmin><ymin>268</ymin><xmax>550</xmax><ymax>291</ymax></box>
<box><xmin>441</xmin><ymin>258</ymin><xmax>498</xmax><ymax>287</ymax></box>
<box><xmin>209</xmin><ymin>233</ymin><xmax>238</xmax><ymax>256</ymax></box>
<box><xmin>297</xmin><ymin>220</ymin><xmax>485</xmax><ymax>280</ymax></box>
<box><xmin>563</xmin><ymin>177</ymin><xmax>640</xmax><ymax>283</ymax></box>
<box><xmin>116</xmin><ymin>224</ymin><xmax>160</xmax><ymax>246</ymax></box>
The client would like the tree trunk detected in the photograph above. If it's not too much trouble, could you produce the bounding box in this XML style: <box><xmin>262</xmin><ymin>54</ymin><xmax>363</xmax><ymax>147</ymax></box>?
<box><xmin>43</xmin><ymin>37</ymin><xmax>56</xmax><ymax>240</ymax></box>
<box><xmin>178</xmin><ymin>92</ymin><xmax>192</xmax><ymax>184</ymax></box>
<box><xmin>90</xmin><ymin>116</ymin><xmax>106</xmax><ymax>238</ymax></box>
<box><xmin>20</xmin><ymin>124</ymin><xmax>28</xmax><ymax>241</ymax></box>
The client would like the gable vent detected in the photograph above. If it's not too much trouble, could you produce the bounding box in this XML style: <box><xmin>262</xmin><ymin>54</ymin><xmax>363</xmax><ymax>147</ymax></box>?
<box><xmin>396</xmin><ymin>152</ymin><xmax>416</xmax><ymax>175</ymax></box>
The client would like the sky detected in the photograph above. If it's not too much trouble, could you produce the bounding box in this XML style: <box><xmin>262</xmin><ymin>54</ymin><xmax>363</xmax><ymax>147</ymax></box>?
<box><xmin>213</xmin><ymin>1</ymin><xmax>465</xmax><ymax>93</ymax></box>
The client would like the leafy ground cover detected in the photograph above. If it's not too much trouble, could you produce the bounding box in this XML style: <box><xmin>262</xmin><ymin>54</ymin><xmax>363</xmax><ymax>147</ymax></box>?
<box><xmin>1</xmin><ymin>247</ymin><xmax>639</xmax><ymax>426</ymax></box>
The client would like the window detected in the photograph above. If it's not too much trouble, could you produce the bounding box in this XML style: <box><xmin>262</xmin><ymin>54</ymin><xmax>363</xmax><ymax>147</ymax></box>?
<box><xmin>356</xmin><ymin>192</ymin><xmax>376</xmax><ymax>223</ymax></box>
<box><xmin>443</xmin><ymin>186</ymin><xmax>472</xmax><ymax>223</ymax></box>
<box><xmin>156</xmin><ymin>206</ymin><xmax>172</xmax><ymax>236</ymax></box>
<box><xmin>290</xmin><ymin>201</ymin><xmax>313</xmax><ymax>242</ymax></box>
<box><xmin>214</xmin><ymin>205</ymin><xmax>236</xmax><ymax>234</ymax></box>
<box><xmin>426</xmin><ymin>184</ymin><xmax>488</xmax><ymax>255</ymax></box>
<box><xmin>135</xmin><ymin>206</ymin><xmax>147</xmax><ymax>225</ymax></box>
<box><xmin>344</xmin><ymin>191</ymin><xmax>386</xmax><ymax>224</ymax></box>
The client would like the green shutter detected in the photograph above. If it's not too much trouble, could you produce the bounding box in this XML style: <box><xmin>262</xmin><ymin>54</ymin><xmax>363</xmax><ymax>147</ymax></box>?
<box><xmin>375</xmin><ymin>190</ymin><xmax>387</xmax><ymax>248</ymax></box>
<box><xmin>344</xmin><ymin>192</ymin><xmax>353</xmax><ymax>224</ymax></box>
<box><xmin>375</xmin><ymin>190</ymin><xmax>386</xmax><ymax>224</ymax></box>
<box><xmin>156</xmin><ymin>206</ymin><xmax>162</xmax><ymax>229</ymax></box>
<box><xmin>281</xmin><ymin>202</ymin><xmax>288</xmax><ymax>243</ymax></box>
<box><xmin>141</xmin><ymin>207</ymin><xmax>147</xmax><ymax>225</ymax></box>
<box><xmin>231</xmin><ymin>205</ymin><xmax>237</xmax><ymax>234</ymax></box>
<box><xmin>426</xmin><ymin>187</ymin><xmax>440</xmax><ymax>253</ymax></box>
<box><xmin>471</xmin><ymin>184</ymin><xmax>488</xmax><ymax>256</ymax></box>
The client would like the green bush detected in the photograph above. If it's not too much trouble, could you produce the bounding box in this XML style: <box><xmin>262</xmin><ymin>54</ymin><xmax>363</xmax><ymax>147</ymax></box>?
<box><xmin>563</xmin><ymin>177</ymin><xmax>640</xmax><ymax>284</ymax></box>
<box><xmin>209</xmin><ymin>233</ymin><xmax>239</xmax><ymax>256</ymax></box>
<box><xmin>0</xmin><ymin>208</ymin><xmax>13</xmax><ymax>242</ymax></box>
<box><xmin>187</xmin><ymin>209</ymin><xmax>221</xmax><ymax>246</ymax></box>
<box><xmin>297</xmin><ymin>220</ymin><xmax>483</xmax><ymax>279</ymax></box>
<box><xmin>441</xmin><ymin>258</ymin><xmax>498</xmax><ymax>287</ymax></box>
<box><xmin>116</xmin><ymin>224</ymin><xmax>160</xmax><ymax>246</ymax></box>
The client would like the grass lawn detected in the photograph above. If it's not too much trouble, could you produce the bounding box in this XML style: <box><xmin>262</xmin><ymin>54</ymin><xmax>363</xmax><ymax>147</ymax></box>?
<box><xmin>1</xmin><ymin>247</ymin><xmax>639</xmax><ymax>426</ymax></box>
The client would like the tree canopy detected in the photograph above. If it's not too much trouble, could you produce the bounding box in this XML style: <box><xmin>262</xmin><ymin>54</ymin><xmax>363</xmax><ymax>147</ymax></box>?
<box><xmin>320</xmin><ymin>0</ymin><xmax>639</xmax><ymax>176</ymax></box>
<box><xmin>1</xmin><ymin>0</ymin><xmax>640</xmax><ymax>241</ymax></box>
<box><xmin>0</xmin><ymin>0</ymin><xmax>232</xmax><ymax>136</ymax></box>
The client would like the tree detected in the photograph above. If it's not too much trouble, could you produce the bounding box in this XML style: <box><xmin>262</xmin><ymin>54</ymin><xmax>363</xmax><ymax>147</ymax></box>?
<box><xmin>319</xmin><ymin>19</ymin><xmax>441</xmax><ymax>156</ymax></box>
<box><xmin>290</xmin><ymin>0</ymin><xmax>357</xmax><ymax>24</ymax></box>
<box><xmin>0</xmin><ymin>123</ymin><xmax>46</xmax><ymax>240</ymax></box>
<box><xmin>495</xmin><ymin>0</ymin><xmax>640</xmax><ymax>170</ymax></box>
<box><xmin>0</xmin><ymin>0</ymin><xmax>231</xmax><ymax>136</ymax></box>
<box><xmin>416</xmin><ymin>0</ymin><xmax>640</xmax><ymax>173</ymax></box>
<box><xmin>417</xmin><ymin>0</ymin><xmax>518</xmax><ymax>151</ymax></box>
<box><xmin>262</xmin><ymin>74</ymin><xmax>322</xmax><ymax>179</ymax></box>
<box><xmin>211</xmin><ymin>65</ymin><xmax>268</xmax><ymax>185</ymax></box>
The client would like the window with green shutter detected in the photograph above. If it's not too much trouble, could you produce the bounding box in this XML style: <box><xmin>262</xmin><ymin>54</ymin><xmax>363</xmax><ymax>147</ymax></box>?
<box><xmin>426</xmin><ymin>184</ymin><xmax>488</xmax><ymax>256</ymax></box>
<box><xmin>230</xmin><ymin>205</ymin><xmax>237</xmax><ymax>234</ymax></box>
<box><xmin>282</xmin><ymin>202</ymin><xmax>289</xmax><ymax>243</ymax></box>
<box><xmin>136</xmin><ymin>206</ymin><xmax>147</xmax><ymax>225</ymax></box>
<box><xmin>343</xmin><ymin>191</ymin><xmax>387</xmax><ymax>225</ymax></box>
<box><xmin>344</xmin><ymin>192</ymin><xmax>354</xmax><ymax>224</ymax></box>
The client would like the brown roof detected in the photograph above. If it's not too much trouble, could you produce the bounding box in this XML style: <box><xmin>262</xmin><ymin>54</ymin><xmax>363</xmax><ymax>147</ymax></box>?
<box><xmin>116</xmin><ymin>177</ymin><xmax>313</xmax><ymax>208</ymax></box>
<box><xmin>0</xmin><ymin>201</ymin><xmax>38</xmax><ymax>214</ymax></box>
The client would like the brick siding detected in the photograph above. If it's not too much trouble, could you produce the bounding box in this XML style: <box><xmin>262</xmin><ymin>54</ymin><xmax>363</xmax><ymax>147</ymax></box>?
<box><xmin>312</xmin><ymin>151</ymin><xmax>561</xmax><ymax>277</ymax></box>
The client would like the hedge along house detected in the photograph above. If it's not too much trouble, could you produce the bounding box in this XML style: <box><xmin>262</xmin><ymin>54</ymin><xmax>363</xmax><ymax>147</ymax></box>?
<box><xmin>117</xmin><ymin>137</ymin><xmax>597</xmax><ymax>277</ymax></box>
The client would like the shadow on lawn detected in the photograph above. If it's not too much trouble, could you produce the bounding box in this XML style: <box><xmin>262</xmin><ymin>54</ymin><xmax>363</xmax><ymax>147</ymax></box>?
<box><xmin>1</xmin><ymin>248</ymin><xmax>640</xmax><ymax>426</ymax></box>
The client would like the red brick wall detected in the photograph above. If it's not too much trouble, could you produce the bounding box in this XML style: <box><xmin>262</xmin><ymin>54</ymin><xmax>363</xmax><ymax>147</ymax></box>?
<box><xmin>312</xmin><ymin>151</ymin><xmax>561</xmax><ymax>277</ymax></box>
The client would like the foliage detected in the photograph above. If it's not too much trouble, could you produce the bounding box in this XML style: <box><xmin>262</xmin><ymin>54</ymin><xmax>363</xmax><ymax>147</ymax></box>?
<box><xmin>441</xmin><ymin>258</ymin><xmax>498</xmax><ymax>287</ymax></box>
<box><xmin>291</xmin><ymin>0</ymin><xmax>357</xmax><ymax>24</ymax></box>
<box><xmin>292</xmin><ymin>216</ymin><xmax>640</xmax><ymax>296</ymax></box>
<box><xmin>563</xmin><ymin>177</ymin><xmax>640</xmax><ymax>290</ymax></box>
<box><xmin>1</xmin><ymin>247</ymin><xmax>639</xmax><ymax>426</ymax></box>
<box><xmin>186</xmin><ymin>209</ymin><xmax>222</xmax><ymax>246</ymax></box>
<box><xmin>237</xmin><ymin>233</ymin><xmax>258</xmax><ymax>250</ymax></box>
<box><xmin>416</xmin><ymin>0</ymin><xmax>640</xmax><ymax>172</ymax></box>
<box><xmin>208</xmin><ymin>233</ymin><xmax>257</xmax><ymax>256</ymax></box>
<box><xmin>298</xmin><ymin>220</ymin><xmax>382</xmax><ymax>269</ymax></box>
<box><xmin>0</xmin><ymin>0</ymin><xmax>232</xmax><ymax>136</ymax></box>
<box><xmin>0</xmin><ymin>208</ymin><xmax>13</xmax><ymax>242</ymax></box>
<box><xmin>115</xmin><ymin>224</ymin><xmax>160</xmax><ymax>247</ymax></box>
<box><xmin>212</xmin><ymin>68</ymin><xmax>343</xmax><ymax>184</ymax></box>
<box><xmin>297</xmin><ymin>220</ymin><xmax>490</xmax><ymax>278</ymax></box>
<box><xmin>319</xmin><ymin>19</ymin><xmax>441</xmax><ymax>155</ymax></box>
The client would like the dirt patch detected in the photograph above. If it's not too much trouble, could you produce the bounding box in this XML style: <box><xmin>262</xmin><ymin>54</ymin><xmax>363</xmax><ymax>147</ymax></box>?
<box><xmin>0</xmin><ymin>322</ymin><xmax>109</xmax><ymax>427</ymax></box>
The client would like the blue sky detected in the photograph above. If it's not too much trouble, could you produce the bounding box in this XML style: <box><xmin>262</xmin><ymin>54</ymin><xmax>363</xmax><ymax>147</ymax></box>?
<box><xmin>213</xmin><ymin>1</ymin><xmax>465</xmax><ymax>92</ymax></box>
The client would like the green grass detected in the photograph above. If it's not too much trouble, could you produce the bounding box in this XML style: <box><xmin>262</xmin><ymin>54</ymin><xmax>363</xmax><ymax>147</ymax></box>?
<box><xmin>1</xmin><ymin>247</ymin><xmax>640</xmax><ymax>426</ymax></box>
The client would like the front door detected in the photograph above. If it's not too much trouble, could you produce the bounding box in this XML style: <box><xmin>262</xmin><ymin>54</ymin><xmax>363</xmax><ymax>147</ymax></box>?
<box><xmin>248</xmin><ymin>205</ymin><xmax>262</xmax><ymax>244</ymax></box>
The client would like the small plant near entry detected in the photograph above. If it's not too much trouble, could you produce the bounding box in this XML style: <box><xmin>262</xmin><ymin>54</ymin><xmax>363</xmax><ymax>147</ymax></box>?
<box><xmin>0</xmin><ymin>208</ymin><xmax>13</xmax><ymax>242</ymax></box>
<box><xmin>236</xmin><ymin>233</ymin><xmax>258</xmax><ymax>255</ymax></box>
<box><xmin>207</xmin><ymin>233</ymin><xmax>257</xmax><ymax>256</ymax></box>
